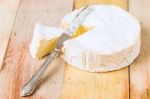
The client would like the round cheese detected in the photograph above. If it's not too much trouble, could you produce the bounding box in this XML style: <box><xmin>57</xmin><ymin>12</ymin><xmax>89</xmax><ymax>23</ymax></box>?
<box><xmin>61</xmin><ymin>5</ymin><xmax>141</xmax><ymax>72</ymax></box>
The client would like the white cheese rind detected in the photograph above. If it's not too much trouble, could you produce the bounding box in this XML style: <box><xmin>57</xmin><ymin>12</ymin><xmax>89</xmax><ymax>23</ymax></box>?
<box><xmin>29</xmin><ymin>23</ymin><xmax>63</xmax><ymax>58</ymax></box>
<box><xmin>63</xmin><ymin>38</ymin><xmax>140</xmax><ymax>72</ymax></box>
<box><xmin>62</xmin><ymin>5</ymin><xmax>141</xmax><ymax>72</ymax></box>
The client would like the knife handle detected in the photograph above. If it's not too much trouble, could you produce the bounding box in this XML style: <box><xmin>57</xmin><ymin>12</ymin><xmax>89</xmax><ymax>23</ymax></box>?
<box><xmin>20</xmin><ymin>49</ymin><xmax>60</xmax><ymax>97</ymax></box>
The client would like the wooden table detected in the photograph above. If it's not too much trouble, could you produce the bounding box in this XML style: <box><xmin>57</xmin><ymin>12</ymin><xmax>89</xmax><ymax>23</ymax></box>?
<box><xmin>0</xmin><ymin>0</ymin><xmax>150</xmax><ymax>99</ymax></box>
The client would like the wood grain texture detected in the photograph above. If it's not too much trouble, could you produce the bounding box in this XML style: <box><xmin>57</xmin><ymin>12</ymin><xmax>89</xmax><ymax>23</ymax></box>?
<box><xmin>62</xmin><ymin>65</ymin><xmax>129</xmax><ymax>99</ymax></box>
<box><xmin>61</xmin><ymin>0</ymin><xmax>129</xmax><ymax>99</ymax></box>
<box><xmin>0</xmin><ymin>0</ymin><xmax>73</xmax><ymax>99</ymax></box>
<box><xmin>0</xmin><ymin>0</ymin><xmax>20</xmax><ymax>70</ymax></box>
<box><xmin>74</xmin><ymin>0</ymin><xmax>128</xmax><ymax>10</ymax></box>
<box><xmin>129</xmin><ymin>0</ymin><xmax>150</xmax><ymax>98</ymax></box>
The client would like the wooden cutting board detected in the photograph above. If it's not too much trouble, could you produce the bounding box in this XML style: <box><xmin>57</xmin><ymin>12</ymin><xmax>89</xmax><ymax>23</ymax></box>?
<box><xmin>0</xmin><ymin>0</ymin><xmax>150</xmax><ymax>99</ymax></box>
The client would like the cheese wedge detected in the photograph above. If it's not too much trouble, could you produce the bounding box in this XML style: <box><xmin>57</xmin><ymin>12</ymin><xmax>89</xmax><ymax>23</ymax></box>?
<box><xmin>62</xmin><ymin>5</ymin><xmax>141</xmax><ymax>72</ymax></box>
<box><xmin>30</xmin><ymin>5</ymin><xmax>141</xmax><ymax>72</ymax></box>
<box><xmin>29</xmin><ymin>23</ymin><xmax>63</xmax><ymax>59</ymax></box>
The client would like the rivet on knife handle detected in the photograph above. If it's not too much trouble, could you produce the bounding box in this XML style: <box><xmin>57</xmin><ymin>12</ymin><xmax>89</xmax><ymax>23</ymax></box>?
<box><xmin>20</xmin><ymin>49</ymin><xmax>60</xmax><ymax>96</ymax></box>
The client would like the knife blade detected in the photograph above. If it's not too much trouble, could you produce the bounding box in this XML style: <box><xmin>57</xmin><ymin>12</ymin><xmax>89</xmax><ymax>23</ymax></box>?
<box><xmin>20</xmin><ymin>5</ymin><xmax>94</xmax><ymax>97</ymax></box>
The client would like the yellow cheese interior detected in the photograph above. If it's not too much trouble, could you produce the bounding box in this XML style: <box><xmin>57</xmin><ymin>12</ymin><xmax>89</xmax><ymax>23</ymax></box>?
<box><xmin>36</xmin><ymin>37</ymin><xmax>58</xmax><ymax>58</ymax></box>
<box><xmin>36</xmin><ymin>24</ymin><xmax>92</xmax><ymax>58</ymax></box>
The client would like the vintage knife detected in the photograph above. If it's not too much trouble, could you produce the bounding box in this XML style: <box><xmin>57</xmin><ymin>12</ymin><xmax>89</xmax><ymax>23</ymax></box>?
<box><xmin>20</xmin><ymin>5</ymin><xmax>94</xmax><ymax>97</ymax></box>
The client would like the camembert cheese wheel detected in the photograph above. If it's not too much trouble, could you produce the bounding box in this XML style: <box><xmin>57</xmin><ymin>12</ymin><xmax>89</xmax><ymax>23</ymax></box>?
<box><xmin>62</xmin><ymin>5</ymin><xmax>141</xmax><ymax>72</ymax></box>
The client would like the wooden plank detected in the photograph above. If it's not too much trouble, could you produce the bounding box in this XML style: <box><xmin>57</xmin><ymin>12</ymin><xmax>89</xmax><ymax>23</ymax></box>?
<box><xmin>0</xmin><ymin>0</ymin><xmax>20</xmax><ymax>70</ymax></box>
<box><xmin>0</xmin><ymin>0</ymin><xmax>73</xmax><ymax>99</ymax></box>
<box><xmin>62</xmin><ymin>0</ymin><xmax>129</xmax><ymax>99</ymax></box>
<box><xmin>74</xmin><ymin>0</ymin><xmax>128</xmax><ymax>10</ymax></box>
<box><xmin>62</xmin><ymin>65</ymin><xmax>129</xmax><ymax>99</ymax></box>
<box><xmin>129</xmin><ymin>0</ymin><xmax>150</xmax><ymax>98</ymax></box>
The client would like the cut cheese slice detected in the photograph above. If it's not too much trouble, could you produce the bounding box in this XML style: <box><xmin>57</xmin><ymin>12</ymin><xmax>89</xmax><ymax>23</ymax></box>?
<box><xmin>30</xmin><ymin>5</ymin><xmax>141</xmax><ymax>72</ymax></box>
<box><xmin>62</xmin><ymin>5</ymin><xmax>141</xmax><ymax>72</ymax></box>
<box><xmin>29</xmin><ymin>23</ymin><xmax>63</xmax><ymax>59</ymax></box>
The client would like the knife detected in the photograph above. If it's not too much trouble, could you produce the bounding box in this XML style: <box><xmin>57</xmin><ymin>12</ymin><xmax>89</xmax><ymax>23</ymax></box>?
<box><xmin>20</xmin><ymin>5</ymin><xmax>94</xmax><ymax>97</ymax></box>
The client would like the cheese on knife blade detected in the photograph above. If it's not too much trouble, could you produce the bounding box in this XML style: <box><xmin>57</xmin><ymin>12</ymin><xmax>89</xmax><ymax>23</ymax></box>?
<box><xmin>30</xmin><ymin>5</ymin><xmax>141</xmax><ymax>72</ymax></box>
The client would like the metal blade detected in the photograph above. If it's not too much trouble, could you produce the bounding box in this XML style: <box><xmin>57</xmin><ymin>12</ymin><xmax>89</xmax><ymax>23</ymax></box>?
<box><xmin>55</xmin><ymin>5</ymin><xmax>94</xmax><ymax>50</ymax></box>
<box><xmin>65</xmin><ymin>5</ymin><xmax>94</xmax><ymax>35</ymax></box>
<box><xmin>55</xmin><ymin>33</ymin><xmax>70</xmax><ymax>50</ymax></box>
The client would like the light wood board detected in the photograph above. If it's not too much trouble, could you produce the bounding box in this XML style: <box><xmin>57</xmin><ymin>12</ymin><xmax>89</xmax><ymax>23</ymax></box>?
<box><xmin>62</xmin><ymin>65</ymin><xmax>129</xmax><ymax>99</ymax></box>
<box><xmin>0</xmin><ymin>0</ymin><xmax>20</xmax><ymax>70</ymax></box>
<box><xmin>74</xmin><ymin>0</ymin><xmax>128</xmax><ymax>10</ymax></box>
<box><xmin>129</xmin><ymin>0</ymin><xmax>150</xmax><ymax>98</ymax></box>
